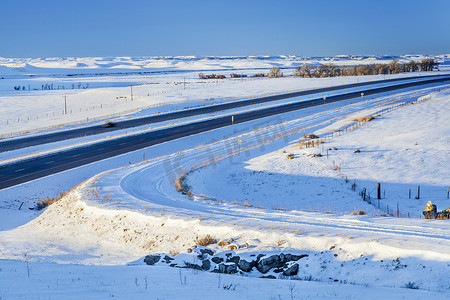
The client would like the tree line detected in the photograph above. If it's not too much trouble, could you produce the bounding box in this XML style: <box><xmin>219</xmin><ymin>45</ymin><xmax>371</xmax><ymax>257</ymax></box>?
<box><xmin>294</xmin><ymin>59</ymin><xmax>439</xmax><ymax>78</ymax></box>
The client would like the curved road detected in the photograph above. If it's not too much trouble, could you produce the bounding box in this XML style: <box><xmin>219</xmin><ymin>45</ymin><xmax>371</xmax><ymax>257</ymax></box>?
<box><xmin>0</xmin><ymin>76</ymin><xmax>449</xmax><ymax>190</ymax></box>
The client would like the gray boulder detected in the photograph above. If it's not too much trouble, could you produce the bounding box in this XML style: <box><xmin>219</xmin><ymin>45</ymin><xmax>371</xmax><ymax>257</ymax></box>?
<box><xmin>201</xmin><ymin>259</ymin><xmax>211</xmax><ymax>271</ymax></box>
<box><xmin>200</xmin><ymin>248</ymin><xmax>215</xmax><ymax>256</ymax></box>
<box><xmin>144</xmin><ymin>255</ymin><xmax>161</xmax><ymax>265</ymax></box>
<box><xmin>163</xmin><ymin>255</ymin><xmax>174</xmax><ymax>263</ymax></box>
<box><xmin>291</xmin><ymin>254</ymin><xmax>308</xmax><ymax>261</ymax></box>
<box><xmin>211</xmin><ymin>257</ymin><xmax>223</xmax><ymax>264</ymax></box>
<box><xmin>217</xmin><ymin>263</ymin><xmax>238</xmax><ymax>274</ymax></box>
<box><xmin>184</xmin><ymin>262</ymin><xmax>202</xmax><ymax>270</ymax></box>
<box><xmin>282</xmin><ymin>263</ymin><xmax>299</xmax><ymax>276</ymax></box>
<box><xmin>227</xmin><ymin>255</ymin><xmax>240</xmax><ymax>264</ymax></box>
<box><xmin>257</xmin><ymin>255</ymin><xmax>283</xmax><ymax>274</ymax></box>
<box><xmin>237</xmin><ymin>259</ymin><xmax>253</xmax><ymax>272</ymax></box>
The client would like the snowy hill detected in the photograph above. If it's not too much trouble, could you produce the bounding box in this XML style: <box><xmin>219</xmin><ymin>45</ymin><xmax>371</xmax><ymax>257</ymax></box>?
<box><xmin>1</xmin><ymin>54</ymin><xmax>449</xmax><ymax>77</ymax></box>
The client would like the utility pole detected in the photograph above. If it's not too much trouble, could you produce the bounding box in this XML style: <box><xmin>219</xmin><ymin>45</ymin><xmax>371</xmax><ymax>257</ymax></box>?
<box><xmin>63</xmin><ymin>95</ymin><xmax>67</xmax><ymax>115</ymax></box>
<box><xmin>130</xmin><ymin>86</ymin><xmax>133</xmax><ymax>101</ymax></box>
<box><xmin>183</xmin><ymin>77</ymin><xmax>186</xmax><ymax>90</ymax></box>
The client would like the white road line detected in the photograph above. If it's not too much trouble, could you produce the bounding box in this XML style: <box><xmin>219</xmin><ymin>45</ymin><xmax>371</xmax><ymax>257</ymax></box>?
<box><xmin>14</xmin><ymin>168</ymin><xmax>25</xmax><ymax>172</ymax></box>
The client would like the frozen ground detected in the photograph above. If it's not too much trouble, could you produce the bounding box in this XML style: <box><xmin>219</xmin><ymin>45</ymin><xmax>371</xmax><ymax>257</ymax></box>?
<box><xmin>2</xmin><ymin>259</ymin><xmax>449</xmax><ymax>300</ymax></box>
<box><xmin>1</xmin><ymin>56</ymin><xmax>450</xmax><ymax>299</ymax></box>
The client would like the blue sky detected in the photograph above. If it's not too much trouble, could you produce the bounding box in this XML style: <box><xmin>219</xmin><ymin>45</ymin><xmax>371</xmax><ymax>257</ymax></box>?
<box><xmin>1</xmin><ymin>0</ymin><xmax>449</xmax><ymax>58</ymax></box>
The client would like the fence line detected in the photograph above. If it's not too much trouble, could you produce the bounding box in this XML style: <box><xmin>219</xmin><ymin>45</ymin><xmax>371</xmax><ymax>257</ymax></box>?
<box><xmin>0</xmin><ymin>79</ymin><xmax>338</xmax><ymax>139</ymax></box>
<box><xmin>303</xmin><ymin>88</ymin><xmax>449</xmax><ymax>218</ymax></box>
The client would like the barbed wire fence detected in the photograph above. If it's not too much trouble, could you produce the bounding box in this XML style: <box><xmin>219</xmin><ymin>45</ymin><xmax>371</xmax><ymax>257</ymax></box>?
<box><xmin>302</xmin><ymin>88</ymin><xmax>449</xmax><ymax>218</ymax></box>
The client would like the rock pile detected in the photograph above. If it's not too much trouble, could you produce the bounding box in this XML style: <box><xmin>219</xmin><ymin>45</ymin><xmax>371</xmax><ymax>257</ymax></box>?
<box><xmin>142</xmin><ymin>246</ymin><xmax>308</xmax><ymax>278</ymax></box>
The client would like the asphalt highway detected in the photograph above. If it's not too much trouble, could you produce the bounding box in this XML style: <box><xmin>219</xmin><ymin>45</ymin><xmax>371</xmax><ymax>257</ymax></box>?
<box><xmin>1</xmin><ymin>75</ymin><xmax>450</xmax><ymax>190</ymax></box>
<box><xmin>1</xmin><ymin>74</ymin><xmax>450</xmax><ymax>153</ymax></box>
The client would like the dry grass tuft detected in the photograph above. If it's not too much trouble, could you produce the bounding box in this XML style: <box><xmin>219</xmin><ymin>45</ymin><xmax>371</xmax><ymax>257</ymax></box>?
<box><xmin>277</xmin><ymin>240</ymin><xmax>286</xmax><ymax>246</ymax></box>
<box><xmin>353</xmin><ymin>114</ymin><xmax>380</xmax><ymax>124</ymax></box>
<box><xmin>243</xmin><ymin>201</ymin><xmax>253</xmax><ymax>207</ymax></box>
<box><xmin>352</xmin><ymin>210</ymin><xmax>366</xmax><ymax>215</ymax></box>
<box><xmin>304</xmin><ymin>133</ymin><xmax>319</xmax><ymax>139</ymax></box>
<box><xmin>35</xmin><ymin>191</ymin><xmax>69</xmax><ymax>210</ymax></box>
<box><xmin>195</xmin><ymin>234</ymin><xmax>218</xmax><ymax>247</ymax></box>
<box><xmin>175</xmin><ymin>172</ymin><xmax>194</xmax><ymax>196</ymax></box>
<box><xmin>142</xmin><ymin>240</ymin><xmax>156</xmax><ymax>250</ymax></box>
<box><xmin>227</xmin><ymin>244</ymin><xmax>238</xmax><ymax>251</ymax></box>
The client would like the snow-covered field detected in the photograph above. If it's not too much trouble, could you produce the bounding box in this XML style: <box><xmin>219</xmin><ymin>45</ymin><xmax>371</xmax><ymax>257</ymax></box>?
<box><xmin>1</xmin><ymin>55</ymin><xmax>450</xmax><ymax>299</ymax></box>
<box><xmin>1</xmin><ymin>54</ymin><xmax>449</xmax><ymax>137</ymax></box>
<box><xmin>188</xmin><ymin>90</ymin><xmax>450</xmax><ymax>217</ymax></box>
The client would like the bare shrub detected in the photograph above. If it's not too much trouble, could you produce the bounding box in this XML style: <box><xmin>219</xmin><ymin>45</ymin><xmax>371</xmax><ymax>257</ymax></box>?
<box><xmin>287</xmin><ymin>153</ymin><xmax>294</xmax><ymax>159</ymax></box>
<box><xmin>419</xmin><ymin>58</ymin><xmax>439</xmax><ymax>71</ymax></box>
<box><xmin>267</xmin><ymin>67</ymin><xmax>283</xmax><ymax>78</ymax></box>
<box><xmin>230</xmin><ymin>73</ymin><xmax>247</xmax><ymax>78</ymax></box>
<box><xmin>294</xmin><ymin>64</ymin><xmax>315</xmax><ymax>78</ymax></box>
<box><xmin>198</xmin><ymin>73</ymin><xmax>226</xmax><ymax>79</ymax></box>
<box><xmin>295</xmin><ymin>58</ymin><xmax>438</xmax><ymax>79</ymax></box>
<box><xmin>195</xmin><ymin>234</ymin><xmax>218</xmax><ymax>247</ymax></box>
<box><xmin>388</xmin><ymin>59</ymin><xmax>401</xmax><ymax>74</ymax></box>
<box><xmin>251</xmin><ymin>73</ymin><xmax>266</xmax><ymax>77</ymax></box>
